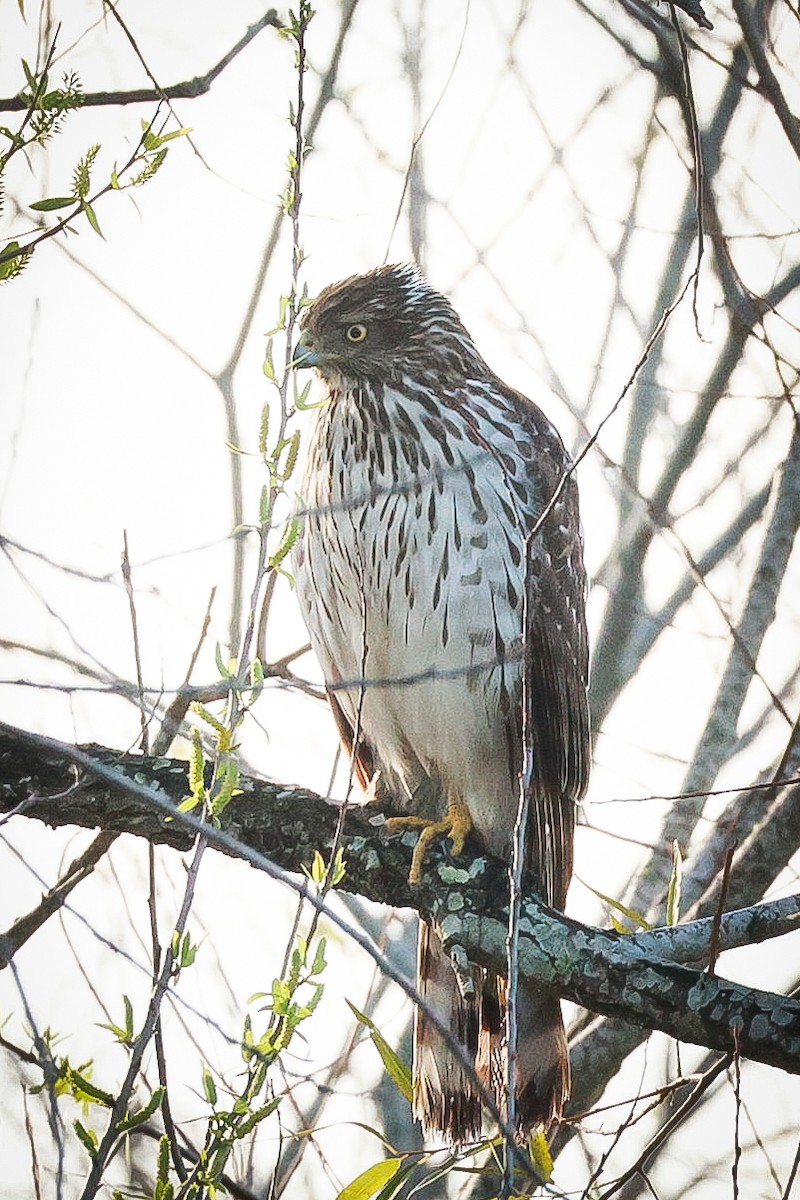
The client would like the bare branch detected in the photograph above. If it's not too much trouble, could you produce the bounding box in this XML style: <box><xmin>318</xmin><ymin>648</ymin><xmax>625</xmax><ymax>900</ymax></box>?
<box><xmin>730</xmin><ymin>0</ymin><xmax>800</xmax><ymax>160</ymax></box>
<box><xmin>0</xmin><ymin>12</ymin><xmax>283</xmax><ymax>112</ymax></box>
<box><xmin>2</xmin><ymin>721</ymin><xmax>800</xmax><ymax>1081</ymax></box>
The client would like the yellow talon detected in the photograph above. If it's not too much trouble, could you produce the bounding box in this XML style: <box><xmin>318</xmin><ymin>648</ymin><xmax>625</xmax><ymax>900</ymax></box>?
<box><xmin>387</xmin><ymin>799</ymin><xmax>474</xmax><ymax>884</ymax></box>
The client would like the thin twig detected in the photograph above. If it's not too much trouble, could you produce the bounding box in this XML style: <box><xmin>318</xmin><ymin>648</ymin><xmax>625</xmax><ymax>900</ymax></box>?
<box><xmin>147</xmin><ymin>846</ymin><xmax>188</xmax><ymax>1182</ymax></box>
<box><xmin>78</xmin><ymin>838</ymin><xmax>209</xmax><ymax>1200</ymax></box>
<box><xmin>121</xmin><ymin>531</ymin><xmax>149</xmax><ymax>753</ymax></box>
<box><xmin>100</xmin><ymin>0</ymin><xmax>215</xmax><ymax>169</ymax></box>
<box><xmin>501</xmin><ymin>535</ymin><xmax>535</xmax><ymax>1198</ymax></box>
<box><xmin>730</xmin><ymin>1027</ymin><xmax>743</xmax><ymax>1200</ymax></box>
<box><xmin>730</xmin><ymin>0</ymin><xmax>800</xmax><ymax>159</ymax></box>
<box><xmin>155</xmin><ymin>586</ymin><xmax>217</xmax><ymax>755</ymax></box>
<box><xmin>782</xmin><ymin>1134</ymin><xmax>800</xmax><ymax>1200</ymax></box>
<box><xmin>0</xmin><ymin>830</ymin><xmax>117</xmax><ymax>969</ymax></box>
<box><xmin>0</xmin><ymin>29</ymin><xmax>61</xmax><ymax>170</ymax></box>
<box><xmin>0</xmin><ymin>13</ymin><xmax>283</xmax><ymax>112</ymax></box>
<box><xmin>596</xmin><ymin>1056</ymin><xmax>730</xmax><ymax>1199</ymax></box>
<box><xmin>22</xmin><ymin>1084</ymin><xmax>43</xmax><ymax>1200</ymax></box>
<box><xmin>669</xmin><ymin>4</ymin><xmax>706</xmax><ymax>332</ymax></box>
<box><xmin>706</xmin><ymin>842</ymin><xmax>735</xmax><ymax>975</ymax></box>
<box><xmin>383</xmin><ymin>0</ymin><xmax>471</xmax><ymax>263</ymax></box>
<box><xmin>0</xmin><ymin>118</ymin><xmax>164</xmax><ymax>270</ymax></box>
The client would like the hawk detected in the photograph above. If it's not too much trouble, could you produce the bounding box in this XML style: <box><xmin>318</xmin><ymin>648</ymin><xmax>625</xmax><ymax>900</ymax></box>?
<box><xmin>292</xmin><ymin>264</ymin><xmax>590</xmax><ymax>1140</ymax></box>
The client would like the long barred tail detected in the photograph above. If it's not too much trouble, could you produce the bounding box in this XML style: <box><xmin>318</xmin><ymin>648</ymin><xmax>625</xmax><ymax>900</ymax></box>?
<box><xmin>513</xmin><ymin>985</ymin><xmax>570</xmax><ymax>1130</ymax></box>
<box><xmin>413</xmin><ymin>923</ymin><xmax>569</xmax><ymax>1143</ymax></box>
<box><xmin>414</xmin><ymin>922</ymin><xmax>484</xmax><ymax>1141</ymax></box>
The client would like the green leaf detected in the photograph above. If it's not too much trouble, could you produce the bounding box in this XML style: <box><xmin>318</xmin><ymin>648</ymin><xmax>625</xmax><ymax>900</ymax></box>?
<box><xmin>233</xmin><ymin>1094</ymin><xmax>281</xmax><ymax>1138</ymax></box>
<box><xmin>211</xmin><ymin>759</ymin><xmax>241</xmax><ymax>817</ymax></box>
<box><xmin>373</xmin><ymin>1156</ymin><xmax>421</xmax><ymax>1200</ymax></box>
<box><xmin>259</xmin><ymin>484</ymin><xmax>271</xmax><ymax>525</ymax></box>
<box><xmin>21</xmin><ymin>59</ymin><xmax>38</xmax><ymax>91</ymax></box>
<box><xmin>330</xmin><ymin>847</ymin><xmax>346</xmax><ymax>886</ymax></box>
<box><xmin>241</xmin><ymin>1012</ymin><xmax>254</xmax><ymax>1061</ymax></box>
<box><xmin>115</xmin><ymin>1086</ymin><xmax>166</xmax><ymax>1134</ymax></box>
<box><xmin>140</xmin><ymin>119</ymin><xmax>158</xmax><ymax>152</ymax></box>
<box><xmin>178</xmin><ymin>932</ymin><xmax>199</xmax><ymax>968</ymax></box>
<box><xmin>336</xmin><ymin>1158</ymin><xmax>404</xmax><ymax>1200</ymax></box>
<box><xmin>81</xmin><ymin>199</ymin><xmax>104</xmax><ymax>238</ymax></box>
<box><xmin>310</xmin><ymin>936</ymin><xmax>327</xmax><ymax>977</ymax></box>
<box><xmin>129</xmin><ymin>147</ymin><xmax>168</xmax><ymax>188</ymax></box>
<box><xmin>310</xmin><ymin>849</ymin><xmax>326</xmax><ymax>887</ymax></box>
<box><xmin>188</xmin><ymin>728</ymin><xmax>206</xmax><ymax>803</ymax></box>
<box><xmin>290</xmin><ymin>944</ymin><xmax>304</xmax><ymax>983</ymax></box>
<box><xmin>153</xmin><ymin>126</ymin><xmax>192</xmax><ymax>146</ymax></box>
<box><xmin>40</xmin><ymin>90</ymin><xmax>69</xmax><ymax>109</ymax></box>
<box><xmin>271</xmin><ymin>977</ymin><xmax>291</xmax><ymax>1015</ymax></box>
<box><xmin>98</xmin><ymin>995</ymin><xmax>134</xmax><ymax>1046</ymax></box>
<box><xmin>72</xmin><ymin>143</ymin><xmax>100</xmax><ymax>199</ymax></box>
<box><xmin>202</xmin><ymin>1066</ymin><xmax>217</xmax><ymax>1106</ymax></box>
<box><xmin>263</xmin><ymin>337</ymin><xmax>276</xmax><ymax>382</ymax></box>
<box><xmin>666</xmin><ymin>839</ymin><xmax>683</xmax><ymax>927</ymax></box>
<box><xmin>123</xmin><ymin>993</ymin><xmax>133</xmax><ymax>1036</ymax></box>
<box><xmin>29</xmin><ymin>196</ymin><xmax>75</xmax><ymax>211</ymax></box>
<box><xmin>583</xmin><ymin>882</ymin><xmax>653</xmax><ymax>932</ymax></box>
<box><xmin>528</xmin><ymin>1128</ymin><xmax>554</xmax><ymax>1182</ymax></box>
<box><xmin>0</xmin><ymin>241</ymin><xmax>32</xmax><ymax>283</ymax></box>
<box><xmin>73</xmin><ymin>1119</ymin><xmax>98</xmax><ymax>1160</ymax></box>
<box><xmin>346</xmin><ymin>1002</ymin><xmax>413</xmax><ymax>1102</ymax></box>
<box><xmin>139</xmin><ymin>122</ymin><xmax>191</xmax><ymax>151</ymax></box>
<box><xmin>63</xmin><ymin>1067</ymin><xmax>115</xmax><ymax>1107</ymax></box>
<box><xmin>157</xmin><ymin>1134</ymin><xmax>171</xmax><ymax>1183</ymax></box>
<box><xmin>214</xmin><ymin>641</ymin><xmax>233</xmax><ymax>679</ymax></box>
<box><xmin>277</xmin><ymin>429</ymin><xmax>300</xmax><ymax>482</ymax></box>
<box><xmin>294</xmin><ymin>378</ymin><xmax>325</xmax><ymax>410</ymax></box>
<box><xmin>208</xmin><ymin>1140</ymin><xmax>233</xmax><ymax>1181</ymax></box>
<box><xmin>308</xmin><ymin>848</ymin><xmax>346</xmax><ymax>889</ymax></box>
<box><xmin>192</xmin><ymin>702</ymin><xmax>230</xmax><ymax>746</ymax></box>
<box><xmin>269</xmin><ymin>518</ymin><xmax>300</xmax><ymax>569</ymax></box>
<box><xmin>258</xmin><ymin>403</ymin><xmax>271</xmax><ymax>457</ymax></box>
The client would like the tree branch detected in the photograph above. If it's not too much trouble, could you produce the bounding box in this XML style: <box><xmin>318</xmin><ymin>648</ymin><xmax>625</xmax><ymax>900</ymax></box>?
<box><xmin>0</xmin><ymin>11</ymin><xmax>282</xmax><ymax>112</ymax></box>
<box><xmin>2</xmin><ymin>720</ymin><xmax>799</xmax><ymax>1079</ymax></box>
<box><xmin>729</xmin><ymin>0</ymin><xmax>800</xmax><ymax>161</ymax></box>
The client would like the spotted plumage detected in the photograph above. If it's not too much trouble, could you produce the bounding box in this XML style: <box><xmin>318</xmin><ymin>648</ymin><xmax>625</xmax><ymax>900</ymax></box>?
<box><xmin>292</xmin><ymin>264</ymin><xmax>590</xmax><ymax>1140</ymax></box>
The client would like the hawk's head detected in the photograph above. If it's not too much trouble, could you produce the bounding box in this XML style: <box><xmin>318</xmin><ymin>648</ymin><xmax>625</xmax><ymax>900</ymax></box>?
<box><xmin>294</xmin><ymin>264</ymin><xmax>485</xmax><ymax>387</ymax></box>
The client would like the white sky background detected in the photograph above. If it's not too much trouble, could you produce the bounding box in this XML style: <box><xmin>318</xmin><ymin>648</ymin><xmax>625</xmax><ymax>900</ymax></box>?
<box><xmin>1</xmin><ymin>1</ymin><xmax>800</xmax><ymax>1197</ymax></box>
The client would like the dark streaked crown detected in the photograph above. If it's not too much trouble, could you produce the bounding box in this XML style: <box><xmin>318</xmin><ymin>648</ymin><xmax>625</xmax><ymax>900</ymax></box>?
<box><xmin>296</xmin><ymin>264</ymin><xmax>487</xmax><ymax>385</ymax></box>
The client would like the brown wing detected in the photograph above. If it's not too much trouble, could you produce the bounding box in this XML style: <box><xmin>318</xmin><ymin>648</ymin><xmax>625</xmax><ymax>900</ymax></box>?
<box><xmin>510</xmin><ymin>389</ymin><xmax>590</xmax><ymax>910</ymax></box>
<box><xmin>326</xmin><ymin>688</ymin><xmax>378</xmax><ymax>793</ymax></box>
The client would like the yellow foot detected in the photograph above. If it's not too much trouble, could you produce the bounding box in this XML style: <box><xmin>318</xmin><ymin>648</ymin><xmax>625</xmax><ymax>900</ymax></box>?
<box><xmin>386</xmin><ymin>799</ymin><xmax>474</xmax><ymax>884</ymax></box>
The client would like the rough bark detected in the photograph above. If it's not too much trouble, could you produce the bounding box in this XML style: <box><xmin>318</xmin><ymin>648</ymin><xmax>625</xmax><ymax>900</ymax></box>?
<box><xmin>1</xmin><ymin>719</ymin><xmax>799</xmax><ymax>1080</ymax></box>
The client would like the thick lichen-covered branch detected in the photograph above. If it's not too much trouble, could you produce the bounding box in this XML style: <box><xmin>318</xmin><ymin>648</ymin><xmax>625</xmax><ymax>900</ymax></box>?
<box><xmin>1</xmin><ymin>720</ymin><xmax>799</xmax><ymax>1077</ymax></box>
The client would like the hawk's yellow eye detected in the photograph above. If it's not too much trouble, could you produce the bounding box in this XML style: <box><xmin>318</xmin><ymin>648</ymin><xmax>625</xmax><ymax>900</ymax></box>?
<box><xmin>345</xmin><ymin>323</ymin><xmax>368</xmax><ymax>343</ymax></box>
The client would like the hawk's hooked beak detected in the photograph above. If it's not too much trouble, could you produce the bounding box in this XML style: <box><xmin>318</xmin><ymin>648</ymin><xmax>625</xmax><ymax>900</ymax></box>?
<box><xmin>293</xmin><ymin>328</ymin><xmax>322</xmax><ymax>369</ymax></box>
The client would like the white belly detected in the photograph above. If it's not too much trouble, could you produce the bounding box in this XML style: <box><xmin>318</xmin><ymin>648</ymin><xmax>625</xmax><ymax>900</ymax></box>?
<box><xmin>294</xmin><ymin>384</ymin><xmax>528</xmax><ymax>856</ymax></box>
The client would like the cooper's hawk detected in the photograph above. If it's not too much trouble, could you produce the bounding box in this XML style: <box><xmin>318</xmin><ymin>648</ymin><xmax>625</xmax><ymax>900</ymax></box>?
<box><xmin>292</xmin><ymin>264</ymin><xmax>590</xmax><ymax>1141</ymax></box>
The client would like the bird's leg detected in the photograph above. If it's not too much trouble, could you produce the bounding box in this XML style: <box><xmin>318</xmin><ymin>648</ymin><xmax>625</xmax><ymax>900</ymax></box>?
<box><xmin>386</xmin><ymin>797</ymin><xmax>474</xmax><ymax>884</ymax></box>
